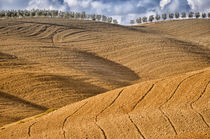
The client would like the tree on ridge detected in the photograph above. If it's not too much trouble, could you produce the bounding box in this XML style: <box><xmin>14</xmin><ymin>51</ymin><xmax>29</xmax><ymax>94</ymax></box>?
<box><xmin>162</xmin><ymin>13</ymin><xmax>167</xmax><ymax>20</ymax></box>
<box><xmin>195</xmin><ymin>12</ymin><xmax>200</xmax><ymax>18</ymax></box>
<box><xmin>202</xmin><ymin>13</ymin><xmax>206</xmax><ymax>18</ymax></box>
<box><xmin>188</xmin><ymin>12</ymin><xmax>194</xmax><ymax>18</ymax></box>
<box><xmin>181</xmin><ymin>12</ymin><xmax>186</xmax><ymax>18</ymax></box>
<box><xmin>149</xmin><ymin>15</ymin><xmax>154</xmax><ymax>22</ymax></box>
<box><xmin>169</xmin><ymin>13</ymin><xmax>174</xmax><ymax>19</ymax></box>
<box><xmin>155</xmin><ymin>14</ymin><xmax>160</xmax><ymax>21</ymax></box>
<box><xmin>175</xmin><ymin>12</ymin><xmax>180</xmax><ymax>19</ymax></box>
<box><xmin>136</xmin><ymin>17</ymin><xmax>142</xmax><ymax>24</ymax></box>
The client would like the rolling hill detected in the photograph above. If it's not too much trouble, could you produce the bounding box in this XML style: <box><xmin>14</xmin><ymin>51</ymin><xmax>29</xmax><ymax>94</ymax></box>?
<box><xmin>0</xmin><ymin>67</ymin><xmax>209</xmax><ymax>138</ymax></box>
<box><xmin>0</xmin><ymin>18</ymin><xmax>209</xmax><ymax>138</ymax></box>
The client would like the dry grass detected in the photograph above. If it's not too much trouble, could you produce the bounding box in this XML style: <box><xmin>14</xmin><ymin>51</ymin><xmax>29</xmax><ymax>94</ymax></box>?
<box><xmin>0</xmin><ymin>18</ymin><xmax>209</xmax><ymax>138</ymax></box>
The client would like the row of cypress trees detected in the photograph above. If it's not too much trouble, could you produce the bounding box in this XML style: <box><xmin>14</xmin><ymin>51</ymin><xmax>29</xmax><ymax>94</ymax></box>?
<box><xmin>1</xmin><ymin>10</ymin><xmax>209</xmax><ymax>25</ymax></box>
<box><xmin>132</xmin><ymin>12</ymin><xmax>210</xmax><ymax>24</ymax></box>
<box><xmin>0</xmin><ymin>9</ymin><xmax>119</xmax><ymax>24</ymax></box>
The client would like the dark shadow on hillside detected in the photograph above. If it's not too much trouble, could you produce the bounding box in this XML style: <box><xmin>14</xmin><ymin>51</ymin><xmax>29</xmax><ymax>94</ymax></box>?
<box><xmin>167</xmin><ymin>37</ymin><xmax>210</xmax><ymax>61</ymax></box>
<box><xmin>68</xmin><ymin>50</ymin><xmax>140</xmax><ymax>83</ymax></box>
<box><xmin>0</xmin><ymin>91</ymin><xmax>48</xmax><ymax>110</ymax></box>
<box><xmin>0</xmin><ymin>52</ymin><xmax>17</xmax><ymax>59</ymax></box>
<box><xmin>35</xmin><ymin>74</ymin><xmax>108</xmax><ymax>98</ymax></box>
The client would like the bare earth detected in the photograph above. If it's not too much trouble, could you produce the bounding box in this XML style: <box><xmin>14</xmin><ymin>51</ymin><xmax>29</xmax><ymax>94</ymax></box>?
<box><xmin>0</xmin><ymin>18</ymin><xmax>209</xmax><ymax>138</ymax></box>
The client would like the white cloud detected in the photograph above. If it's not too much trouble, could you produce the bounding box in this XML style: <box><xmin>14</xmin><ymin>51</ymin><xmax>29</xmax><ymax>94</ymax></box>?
<box><xmin>0</xmin><ymin>0</ymin><xmax>28</xmax><ymax>10</ymax></box>
<box><xmin>64</xmin><ymin>0</ymin><xmax>78</xmax><ymax>7</ymax></box>
<box><xmin>167</xmin><ymin>0</ymin><xmax>180</xmax><ymax>12</ymax></box>
<box><xmin>91</xmin><ymin>1</ymin><xmax>111</xmax><ymax>14</ymax></box>
<box><xmin>27</xmin><ymin>0</ymin><xmax>67</xmax><ymax>10</ymax></box>
<box><xmin>114</xmin><ymin>2</ymin><xmax>134</xmax><ymax>15</ymax></box>
<box><xmin>0</xmin><ymin>0</ymin><xmax>210</xmax><ymax>24</ymax></box>
<box><xmin>81</xmin><ymin>0</ymin><xmax>92</xmax><ymax>8</ymax></box>
<box><xmin>27</xmin><ymin>0</ymin><xmax>50</xmax><ymax>9</ymax></box>
<box><xmin>187</xmin><ymin>0</ymin><xmax>210</xmax><ymax>12</ymax></box>
<box><xmin>160</xmin><ymin>0</ymin><xmax>171</xmax><ymax>9</ymax></box>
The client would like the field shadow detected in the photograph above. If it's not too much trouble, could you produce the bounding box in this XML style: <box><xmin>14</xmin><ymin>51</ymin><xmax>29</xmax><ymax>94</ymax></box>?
<box><xmin>67</xmin><ymin>50</ymin><xmax>140</xmax><ymax>84</ymax></box>
<box><xmin>35</xmin><ymin>74</ymin><xmax>108</xmax><ymax>97</ymax></box>
<box><xmin>0</xmin><ymin>91</ymin><xmax>48</xmax><ymax>110</ymax></box>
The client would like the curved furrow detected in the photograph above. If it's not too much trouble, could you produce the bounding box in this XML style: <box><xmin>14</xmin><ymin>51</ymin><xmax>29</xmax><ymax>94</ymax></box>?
<box><xmin>88</xmin><ymin>89</ymin><xmax>123</xmax><ymax>139</ymax></box>
<box><xmin>0</xmin><ymin>26</ymin><xmax>5</xmax><ymax>30</ymax></box>
<box><xmin>128</xmin><ymin>114</ymin><xmax>145</xmax><ymax>139</ymax></box>
<box><xmin>53</xmin><ymin>29</ymin><xmax>87</xmax><ymax>43</ymax></box>
<box><xmin>94</xmin><ymin>122</ymin><xmax>107</xmax><ymax>139</ymax></box>
<box><xmin>160</xmin><ymin>71</ymin><xmax>204</xmax><ymax>107</ymax></box>
<box><xmin>16</xmin><ymin>24</ymin><xmax>41</xmax><ymax>35</ymax></box>
<box><xmin>27</xmin><ymin>25</ymin><xmax>48</xmax><ymax>37</ymax></box>
<box><xmin>51</xmin><ymin>29</ymin><xmax>71</xmax><ymax>43</ymax></box>
<box><xmin>190</xmin><ymin>82</ymin><xmax>210</xmax><ymax>128</ymax></box>
<box><xmin>131</xmin><ymin>84</ymin><xmax>155</xmax><ymax>111</ymax></box>
<box><xmin>63</xmin><ymin>30</ymin><xmax>87</xmax><ymax>39</ymax></box>
<box><xmin>159</xmin><ymin>109</ymin><xmax>178</xmax><ymax>135</ymax></box>
<box><xmin>0</xmin><ymin>27</ymin><xmax>12</xmax><ymax>35</ymax></box>
<box><xmin>158</xmin><ymin>71</ymin><xmax>206</xmax><ymax>135</ymax></box>
<box><xmin>28</xmin><ymin>122</ymin><xmax>37</xmax><ymax>137</ymax></box>
<box><xmin>18</xmin><ymin>20</ymin><xmax>83</xmax><ymax>30</ymax></box>
<box><xmin>48</xmin><ymin>28</ymin><xmax>66</xmax><ymax>46</ymax></box>
<box><xmin>190</xmin><ymin>81</ymin><xmax>210</xmax><ymax>105</ymax></box>
<box><xmin>32</xmin><ymin>25</ymin><xmax>53</xmax><ymax>39</ymax></box>
<box><xmin>95</xmin><ymin>89</ymin><xmax>124</xmax><ymax>121</ymax></box>
<box><xmin>62</xmin><ymin>101</ymin><xmax>88</xmax><ymax>138</ymax></box>
<box><xmin>0</xmin><ymin>24</ymin><xmax>38</xmax><ymax>39</ymax></box>
<box><xmin>8</xmin><ymin>24</ymin><xmax>40</xmax><ymax>36</ymax></box>
<box><xmin>63</xmin><ymin>38</ymin><xmax>98</xmax><ymax>44</ymax></box>
<box><xmin>93</xmin><ymin>89</ymin><xmax>124</xmax><ymax>139</ymax></box>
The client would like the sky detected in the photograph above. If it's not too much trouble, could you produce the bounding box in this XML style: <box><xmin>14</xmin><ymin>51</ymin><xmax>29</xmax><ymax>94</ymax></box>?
<box><xmin>0</xmin><ymin>0</ymin><xmax>210</xmax><ymax>24</ymax></box>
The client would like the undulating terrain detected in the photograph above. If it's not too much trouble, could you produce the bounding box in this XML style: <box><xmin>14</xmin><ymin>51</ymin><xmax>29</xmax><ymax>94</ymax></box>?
<box><xmin>0</xmin><ymin>18</ymin><xmax>209</xmax><ymax>138</ymax></box>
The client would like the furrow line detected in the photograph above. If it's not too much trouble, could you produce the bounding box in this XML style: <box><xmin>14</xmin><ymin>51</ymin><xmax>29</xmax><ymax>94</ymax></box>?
<box><xmin>161</xmin><ymin>71</ymin><xmax>204</xmax><ymax>107</ymax></box>
<box><xmin>50</xmin><ymin>28</ymin><xmax>65</xmax><ymax>47</ymax></box>
<box><xmin>28</xmin><ymin>122</ymin><xmax>37</xmax><ymax>137</ymax></box>
<box><xmin>197</xmin><ymin>112</ymin><xmax>209</xmax><ymax>128</ymax></box>
<box><xmin>28</xmin><ymin>25</ymin><xmax>48</xmax><ymax>37</ymax></box>
<box><xmin>190</xmin><ymin>82</ymin><xmax>210</xmax><ymax>127</ymax></box>
<box><xmin>159</xmin><ymin>108</ymin><xmax>178</xmax><ymax>135</ymax></box>
<box><xmin>158</xmin><ymin>71</ymin><xmax>205</xmax><ymax>135</ymax></box>
<box><xmin>191</xmin><ymin>81</ymin><xmax>209</xmax><ymax>105</ymax></box>
<box><xmin>95</xmin><ymin>122</ymin><xmax>107</xmax><ymax>139</ymax></box>
<box><xmin>131</xmin><ymin>84</ymin><xmax>154</xmax><ymax>111</ymax></box>
<box><xmin>17</xmin><ymin>21</ymin><xmax>83</xmax><ymax>29</ymax></box>
<box><xmin>94</xmin><ymin>89</ymin><xmax>124</xmax><ymax>139</ymax></box>
<box><xmin>62</xmin><ymin>101</ymin><xmax>88</xmax><ymax>139</ymax></box>
<box><xmin>63</xmin><ymin>30</ymin><xmax>86</xmax><ymax>39</ymax></box>
<box><xmin>95</xmin><ymin>89</ymin><xmax>124</xmax><ymax>121</ymax></box>
<box><xmin>128</xmin><ymin>114</ymin><xmax>146</xmax><ymax>139</ymax></box>
<box><xmin>17</xmin><ymin>24</ymin><xmax>41</xmax><ymax>35</ymax></box>
<box><xmin>0</xmin><ymin>26</ymin><xmax>5</xmax><ymax>30</ymax></box>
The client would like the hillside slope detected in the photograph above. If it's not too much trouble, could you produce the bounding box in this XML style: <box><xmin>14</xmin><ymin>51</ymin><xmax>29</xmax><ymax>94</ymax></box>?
<box><xmin>0</xmin><ymin>19</ymin><xmax>209</xmax><ymax>126</ymax></box>
<box><xmin>143</xmin><ymin>19</ymin><xmax>210</xmax><ymax>49</ymax></box>
<box><xmin>0</xmin><ymin>67</ymin><xmax>209</xmax><ymax>138</ymax></box>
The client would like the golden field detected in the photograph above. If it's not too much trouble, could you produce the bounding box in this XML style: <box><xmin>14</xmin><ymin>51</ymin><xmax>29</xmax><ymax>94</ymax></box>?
<box><xmin>0</xmin><ymin>18</ymin><xmax>209</xmax><ymax>138</ymax></box>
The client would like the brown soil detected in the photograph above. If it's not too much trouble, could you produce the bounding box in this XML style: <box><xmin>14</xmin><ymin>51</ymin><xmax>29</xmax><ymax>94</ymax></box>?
<box><xmin>0</xmin><ymin>18</ymin><xmax>209</xmax><ymax>138</ymax></box>
<box><xmin>0</xmin><ymin>67</ymin><xmax>209</xmax><ymax>139</ymax></box>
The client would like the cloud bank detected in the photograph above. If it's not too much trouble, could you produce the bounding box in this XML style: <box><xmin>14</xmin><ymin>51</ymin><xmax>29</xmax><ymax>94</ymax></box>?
<box><xmin>0</xmin><ymin>0</ymin><xmax>209</xmax><ymax>24</ymax></box>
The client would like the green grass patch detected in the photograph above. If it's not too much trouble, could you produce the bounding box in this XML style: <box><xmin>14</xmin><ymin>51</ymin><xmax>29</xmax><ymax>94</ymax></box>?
<box><xmin>35</xmin><ymin>108</ymin><xmax>57</xmax><ymax>118</ymax></box>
